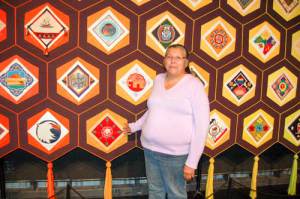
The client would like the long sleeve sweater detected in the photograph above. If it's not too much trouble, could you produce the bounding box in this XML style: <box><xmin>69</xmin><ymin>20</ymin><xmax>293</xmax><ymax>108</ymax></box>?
<box><xmin>129</xmin><ymin>73</ymin><xmax>210</xmax><ymax>169</ymax></box>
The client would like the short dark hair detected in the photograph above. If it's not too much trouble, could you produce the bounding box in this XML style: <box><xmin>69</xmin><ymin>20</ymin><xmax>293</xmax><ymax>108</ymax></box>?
<box><xmin>165</xmin><ymin>44</ymin><xmax>191</xmax><ymax>73</ymax></box>
<box><xmin>166</xmin><ymin>44</ymin><xmax>189</xmax><ymax>59</ymax></box>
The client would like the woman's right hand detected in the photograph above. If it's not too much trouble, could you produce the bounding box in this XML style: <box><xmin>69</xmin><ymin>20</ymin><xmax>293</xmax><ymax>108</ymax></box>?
<box><xmin>122</xmin><ymin>122</ymin><xmax>132</xmax><ymax>135</ymax></box>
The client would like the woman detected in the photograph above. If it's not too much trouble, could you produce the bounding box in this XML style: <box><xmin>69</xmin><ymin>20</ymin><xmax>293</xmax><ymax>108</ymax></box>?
<box><xmin>123</xmin><ymin>44</ymin><xmax>210</xmax><ymax>199</ymax></box>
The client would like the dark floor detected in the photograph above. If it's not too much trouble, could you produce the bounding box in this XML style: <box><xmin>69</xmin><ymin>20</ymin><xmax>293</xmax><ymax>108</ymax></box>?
<box><xmin>117</xmin><ymin>184</ymin><xmax>300</xmax><ymax>199</ymax></box>
<box><xmin>4</xmin><ymin>183</ymin><xmax>300</xmax><ymax>199</ymax></box>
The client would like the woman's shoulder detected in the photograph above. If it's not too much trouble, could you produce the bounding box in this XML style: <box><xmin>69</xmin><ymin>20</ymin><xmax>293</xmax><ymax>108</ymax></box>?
<box><xmin>186</xmin><ymin>74</ymin><xmax>203</xmax><ymax>86</ymax></box>
<box><xmin>184</xmin><ymin>74</ymin><xmax>206</xmax><ymax>94</ymax></box>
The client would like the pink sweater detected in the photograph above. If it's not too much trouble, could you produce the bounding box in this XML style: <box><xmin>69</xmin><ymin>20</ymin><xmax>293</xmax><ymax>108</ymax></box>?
<box><xmin>129</xmin><ymin>73</ymin><xmax>210</xmax><ymax>169</ymax></box>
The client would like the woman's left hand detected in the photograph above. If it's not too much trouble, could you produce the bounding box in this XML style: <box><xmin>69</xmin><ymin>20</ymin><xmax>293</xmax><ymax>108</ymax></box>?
<box><xmin>183</xmin><ymin>165</ymin><xmax>195</xmax><ymax>181</ymax></box>
<box><xmin>122</xmin><ymin>122</ymin><xmax>131</xmax><ymax>134</ymax></box>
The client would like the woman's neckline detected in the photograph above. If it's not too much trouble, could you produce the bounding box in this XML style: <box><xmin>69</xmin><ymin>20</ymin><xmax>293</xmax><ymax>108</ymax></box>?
<box><xmin>163</xmin><ymin>73</ymin><xmax>188</xmax><ymax>91</ymax></box>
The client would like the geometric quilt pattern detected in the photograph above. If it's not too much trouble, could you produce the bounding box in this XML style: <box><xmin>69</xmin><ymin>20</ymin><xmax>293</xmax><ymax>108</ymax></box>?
<box><xmin>223</xmin><ymin>64</ymin><xmax>256</xmax><ymax>106</ymax></box>
<box><xmin>24</xmin><ymin>3</ymin><xmax>69</xmax><ymax>55</ymax></box>
<box><xmin>249</xmin><ymin>21</ymin><xmax>281</xmax><ymax>63</ymax></box>
<box><xmin>88</xmin><ymin>10</ymin><xmax>129</xmax><ymax>52</ymax></box>
<box><xmin>27</xmin><ymin>108</ymin><xmax>70</xmax><ymax>154</ymax></box>
<box><xmin>181</xmin><ymin>0</ymin><xmax>213</xmax><ymax>11</ymax></box>
<box><xmin>132</xmin><ymin>0</ymin><xmax>150</xmax><ymax>6</ymax></box>
<box><xmin>146</xmin><ymin>11</ymin><xmax>185</xmax><ymax>56</ymax></box>
<box><xmin>271</xmin><ymin>73</ymin><xmax>294</xmax><ymax>100</ymax></box>
<box><xmin>227</xmin><ymin>0</ymin><xmax>261</xmax><ymax>16</ymax></box>
<box><xmin>0</xmin><ymin>114</ymin><xmax>9</xmax><ymax>148</ymax></box>
<box><xmin>200</xmin><ymin>16</ymin><xmax>236</xmax><ymax>61</ymax></box>
<box><xmin>284</xmin><ymin>109</ymin><xmax>300</xmax><ymax>147</ymax></box>
<box><xmin>243</xmin><ymin>109</ymin><xmax>274</xmax><ymax>148</ymax></box>
<box><xmin>267</xmin><ymin>66</ymin><xmax>298</xmax><ymax>106</ymax></box>
<box><xmin>0</xmin><ymin>56</ymin><xmax>39</xmax><ymax>104</ymax></box>
<box><xmin>116</xmin><ymin>60</ymin><xmax>156</xmax><ymax>105</ymax></box>
<box><xmin>57</xmin><ymin>58</ymin><xmax>99</xmax><ymax>105</ymax></box>
<box><xmin>0</xmin><ymin>0</ymin><xmax>299</xmax><ymax>170</ymax></box>
<box><xmin>86</xmin><ymin>109</ymin><xmax>128</xmax><ymax>154</ymax></box>
<box><xmin>189</xmin><ymin>62</ymin><xmax>210</xmax><ymax>95</ymax></box>
<box><xmin>0</xmin><ymin>122</ymin><xmax>9</xmax><ymax>142</ymax></box>
<box><xmin>291</xmin><ymin>30</ymin><xmax>300</xmax><ymax>62</ymax></box>
<box><xmin>131</xmin><ymin>0</ymin><xmax>151</xmax><ymax>6</ymax></box>
<box><xmin>206</xmin><ymin>109</ymin><xmax>231</xmax><ymax>150</ymax></box>
<box><xmin>273</xmin><ymin>0</ymin><xmax>300</xmax><ymax>21</ymax></box>
<box><xmin>87</xmin><ymin>7</ymin><xmax>130</xmax><ymax>54</ymax></box>
<box><xmin>0</xmin><ymin>9</ymin><xmax>7</xmax><ymax>42</ymax></box>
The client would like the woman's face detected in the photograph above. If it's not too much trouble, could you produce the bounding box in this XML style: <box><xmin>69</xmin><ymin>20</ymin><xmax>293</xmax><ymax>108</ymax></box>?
<box><xmin>163</xmin><ymin>47</ymin><xmax>188</xmax><ymax>77</ymax></box>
